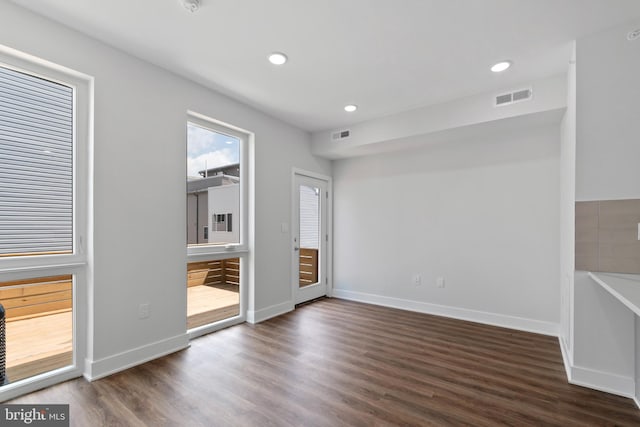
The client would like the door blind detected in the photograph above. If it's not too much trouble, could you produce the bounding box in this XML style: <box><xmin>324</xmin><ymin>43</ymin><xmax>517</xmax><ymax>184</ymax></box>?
<box><xmin>0</xmin><ymin>65</ymin><xmax>73</xmax><ymax>256</ymax></box>
<box><xmin>299</xmin><ymin>185</ymin><xmax>320</xmax><ymax>250</ymax></box>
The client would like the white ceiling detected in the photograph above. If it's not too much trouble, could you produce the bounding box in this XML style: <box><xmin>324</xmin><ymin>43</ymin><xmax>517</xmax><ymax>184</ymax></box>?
<box><xmin>11</xmin><ymin>0</ymin><xmax>640</xmax><ymax>132</ymax></box>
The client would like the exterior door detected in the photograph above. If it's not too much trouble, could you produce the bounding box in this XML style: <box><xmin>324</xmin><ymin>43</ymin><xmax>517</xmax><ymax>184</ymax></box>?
<box><xmin>293</xmin><ymin>173</ymin><xmax>328</xmax><ymax>304</ymax></box>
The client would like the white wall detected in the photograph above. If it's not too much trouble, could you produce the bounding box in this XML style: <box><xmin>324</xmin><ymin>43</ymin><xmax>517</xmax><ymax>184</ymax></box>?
<box><xmin>333</xmin><ymin>124</ymin><xmax>560</xmax><ymax>334</ymax></box>
<box><xmin>559</xmin><ymin>42</ymin><xmax>576</xmax><ymax>361</ymax></box>
<box><xmin>576</xmin><ymin>19</ymin><xmax>640</xmax><ymax>201</ymax></box>
<box><xmin>571</xmin><ymin>19</ymin><xmax>640</xmax><ymax>398</ymax></box>
<box><xmin>312</xmin><ymin>74</ymin><xmax>566</xmax><ymax>159</ymax></box>
<box><xmin>572</xmin><ymin>272</ymin><xmax>635</xmax><ymax>392</ymax></box>
<box><xmin>0</xmin><ymin>2</ymin><xmax>330</xmax><ymax>379</ymax></box>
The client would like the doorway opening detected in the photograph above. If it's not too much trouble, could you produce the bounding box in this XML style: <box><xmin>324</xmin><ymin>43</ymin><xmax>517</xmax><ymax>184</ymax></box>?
<box><xmin>292</xmin><ymin>170</ymin><xmax>331</xmax><ymax>305</ymax></box>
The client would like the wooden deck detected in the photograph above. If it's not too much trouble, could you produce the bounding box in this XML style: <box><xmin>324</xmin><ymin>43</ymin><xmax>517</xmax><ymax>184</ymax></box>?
<box><xmin>5</xmin><ymin>310</ymin><xmax>73</xmax><ymax>383</ymax></box>
<box><xmin>2</xmin><ymin>283</ymin><xmax>239</xmax><ymax>383</ymax></box>
<box><xmin>186</xmin><ymin>258</ymin><xmax>240</xmax><ymax>329</ymax></box>
<box><xmin>1</xmin><ymin>275</ymin><xmax>74</xmax><ymax>383</ymax></box>
<box><xmin>187</xmin><ymin>284</ymin><xmax>239</xmax><ymax>329</ymax></box>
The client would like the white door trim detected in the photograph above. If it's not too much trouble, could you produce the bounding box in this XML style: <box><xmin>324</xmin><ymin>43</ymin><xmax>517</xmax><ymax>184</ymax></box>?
<box><xmin>291</xmin><ymin>168</ymin><xmax>333</xmax><ymax>305</ymax></box>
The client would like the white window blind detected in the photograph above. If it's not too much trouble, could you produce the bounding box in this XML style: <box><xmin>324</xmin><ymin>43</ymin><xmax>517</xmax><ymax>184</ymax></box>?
<box><xmin>299</xmin><ymin>185</ymin><xmax>320</xmax><ymax>250</ymax></box>
<box><xmin>0</xmin><ymin>65</ymin><xmax>73</xmax><ymax>256</ymax></box>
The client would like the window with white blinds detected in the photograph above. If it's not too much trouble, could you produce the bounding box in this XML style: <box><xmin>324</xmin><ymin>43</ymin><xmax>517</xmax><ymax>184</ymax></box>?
<box><xmin>0</xmin><ymin>65</ymin><xmax>73</xmax><ymax>256</ymax></box>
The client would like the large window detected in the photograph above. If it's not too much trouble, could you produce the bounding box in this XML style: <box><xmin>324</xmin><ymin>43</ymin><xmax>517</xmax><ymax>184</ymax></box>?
<box><xmin>0</xmin><ymin>48</ymin><xmax>90</xmax><ymax>401</ymax></box>
<box><xmin>186</xmin><ymin>112</ymin><xmax>249</xmax><ymax>336</ymax></box>
<box><xmin>187</xmin><ymin>115</ymin><xmax>245</xmax><ymax>251</ymax></box>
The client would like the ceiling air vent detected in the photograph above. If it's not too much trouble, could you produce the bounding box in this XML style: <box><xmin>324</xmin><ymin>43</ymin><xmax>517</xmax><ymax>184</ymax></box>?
<box><xmin>495</xmin><ymin>93</ymin><xmax>512</xmax><ymax>106</ymax></box>
<box><xmin>495</xmin><ymin>87</ymin><xmax>532</xmax><ymax>107</ymax></box>
<box><xmin>331</xmin><ymin>129</ymin><xmax>351</xmax><ymax>141</ymax></box>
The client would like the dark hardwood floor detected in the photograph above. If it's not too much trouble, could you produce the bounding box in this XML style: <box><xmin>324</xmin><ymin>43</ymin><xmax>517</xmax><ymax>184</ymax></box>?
<box><xmin>8</xmin><ymin>298</ymin><xmax>640</xmax><ymax>426</ymax></box>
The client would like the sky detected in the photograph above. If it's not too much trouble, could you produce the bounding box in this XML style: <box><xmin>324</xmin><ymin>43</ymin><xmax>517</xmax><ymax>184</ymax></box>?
<box><xmin>187</xmin><ymin>122</ymin><xmax>240</xmax><ymax>178</ymax></box>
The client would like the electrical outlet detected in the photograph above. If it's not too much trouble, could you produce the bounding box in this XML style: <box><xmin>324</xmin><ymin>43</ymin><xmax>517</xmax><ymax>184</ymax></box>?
<box><xmin>138</xmin><ymin>303</ymin><xmax>150</xmax><ymax>319</ymax></box>
<box><xmin>436</xmin><ymin>277</ymin><xmax>445</xmax><ymax>288</ymax></box>
<box><xmin>413</xmin><ymin>274</ymin><xmax>422</xmax><ymax>286</ymax></box>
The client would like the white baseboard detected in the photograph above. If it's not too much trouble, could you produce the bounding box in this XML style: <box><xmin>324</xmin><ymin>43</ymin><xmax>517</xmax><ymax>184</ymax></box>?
<box><xmin>558</xmin><ymin>336</ymin><xmax>573</xmax><ymax>380</ymax></box>
<box><xmin>0</xmin><ymin>366</ymin><xmax>81</xmax><ymax>402</ymax></box>
<box><xmin>557</xmin><ymin>331</ymin><xmax>636</xmax><ymax>399</ymax></box>
<box><xmin>333</xmin><ymin>289</ymin><xmax>639</xmax><ymax>401</ymax></box>
<box><xmin>84</xmin><ymin>333</ymin><xmax>189</xmax><ymax>381</ymax></box>
<box><xmin>332</xmin><ymin>289</ymin><xmax>559</xmax><ymax>336</ymax></box>
<box><xmin>247</xmin><ymin>300</ymin><xmax>294</xmax><ymax>324</ymax></box>
<box><xmin>568</xmin><ymin>364</ymin><xmax>635</xmax><ymax>398</ymax></box>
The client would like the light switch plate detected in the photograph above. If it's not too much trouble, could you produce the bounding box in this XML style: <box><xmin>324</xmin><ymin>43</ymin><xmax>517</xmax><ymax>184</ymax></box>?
<box><xmin>138</xmin><ymin>303</ymin><xmax>150</xmax><ymax>319</ymax></box>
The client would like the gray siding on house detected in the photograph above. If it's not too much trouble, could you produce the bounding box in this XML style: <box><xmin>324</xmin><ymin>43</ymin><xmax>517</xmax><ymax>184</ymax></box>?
<box><xmin>186</xmin><ymin>191</ymin><xmax>209</xmax><ymax>244</ymax></box>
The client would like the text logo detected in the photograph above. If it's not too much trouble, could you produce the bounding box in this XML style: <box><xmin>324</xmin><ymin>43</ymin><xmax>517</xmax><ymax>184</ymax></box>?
<box><xmin>0</xmin><ymin>405</ymin><xmax>69</xmax><ymax>426</ymax></box>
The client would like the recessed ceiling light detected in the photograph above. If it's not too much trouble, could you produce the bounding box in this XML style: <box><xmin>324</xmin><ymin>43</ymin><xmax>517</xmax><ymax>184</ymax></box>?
<box><xmin>491</xmin><ymin>61</ymin><xmax>512</xmax><ymax>73</ymax></box>
<box><xmin>225</xmin><ymin>141</ymin><xmax>234</xmax><ymax>145</ymax></box>
<box><xmin>344</xmin><ymin>104</ymin><xmax>358</xmax><ymax>112</ymax></box>
<box><xmin>268</xmin><ymin>52</ymin><xmax>288</xmax><ymax>65</ymax></box>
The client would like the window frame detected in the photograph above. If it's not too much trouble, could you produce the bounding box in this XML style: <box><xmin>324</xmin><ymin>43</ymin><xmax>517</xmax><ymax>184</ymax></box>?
<box><xmin>0</xmin><ymin>44</ymin><xmax>92</xmax><ymax>401</ymax></box>
<box><xmin>0</xmin><ymin>48</ymin><xmax>90</xmax><ymax>273</ymax></box>
<box><xmin>186</xmin><ymin>112</ymin><xmax>248</xmax><ymax>257</ymax></box>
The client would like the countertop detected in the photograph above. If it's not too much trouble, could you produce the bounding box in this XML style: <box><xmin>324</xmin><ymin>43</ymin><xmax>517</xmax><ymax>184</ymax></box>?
<box><xmin>589</xmin><ymin>272</ymin><xmax>640</xmax><ymax>317</ymax></box>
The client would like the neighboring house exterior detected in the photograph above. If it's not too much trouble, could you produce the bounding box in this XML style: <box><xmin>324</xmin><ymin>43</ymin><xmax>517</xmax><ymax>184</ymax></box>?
<box><xmin>187</xmin><ymin>163</ymin><xmax>240</xmax><ymax>245</ymax></box>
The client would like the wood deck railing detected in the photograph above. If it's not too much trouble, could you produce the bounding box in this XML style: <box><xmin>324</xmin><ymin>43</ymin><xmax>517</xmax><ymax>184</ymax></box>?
<box><xmin>0</xmin><ymin>250</ymin><xmax>71</xmax><ymax>258</ymax></box>
<box><xmin>299</xmin><ymin>248</ymin><xmax>319</xmax><ymax>287</ymax></box>
<box><xmin>187</xmin><ymin>258</ymin><xmax>240</xmax><ymax>288</ymax></box>
<box><xmin>0</xmin><ymin>275</ymin><xmax>73</xmax><ymax>383</ymax></box>
<box><xmin>0</xmin><ymin>275</ymin><xmax>72</xmax><ymax>320</ymax></box>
